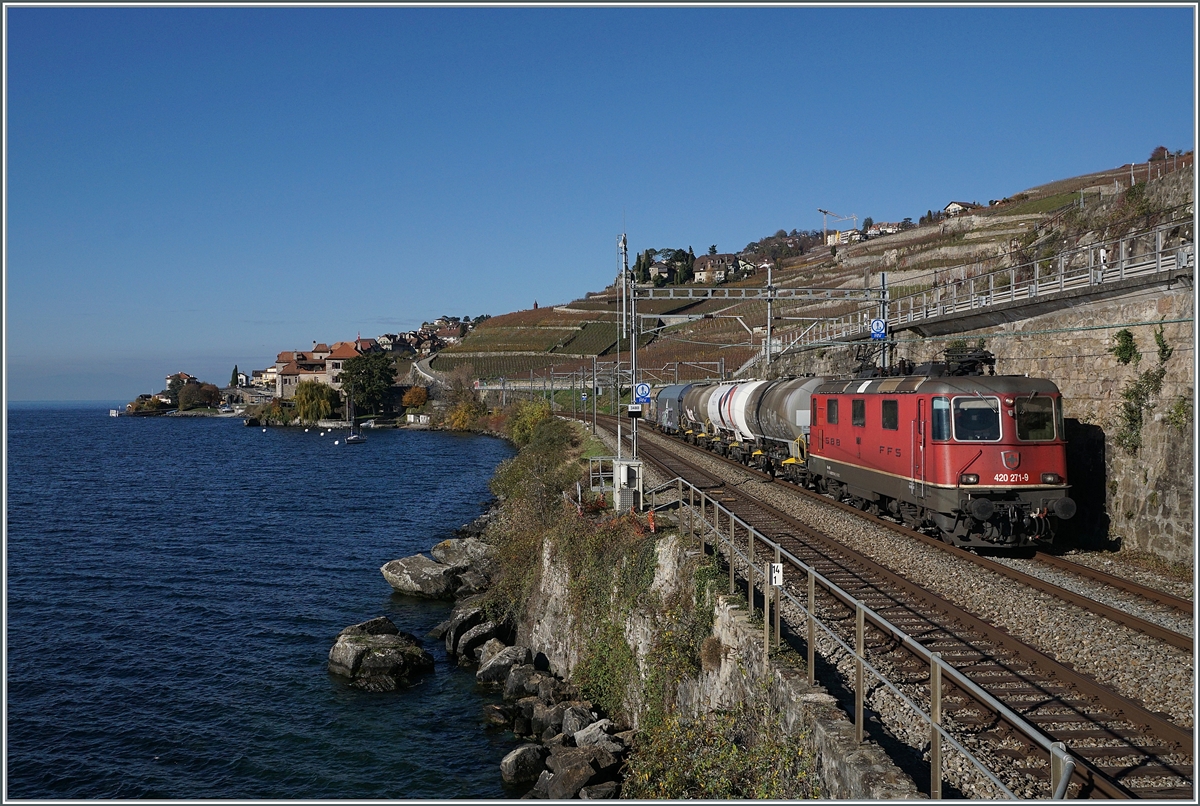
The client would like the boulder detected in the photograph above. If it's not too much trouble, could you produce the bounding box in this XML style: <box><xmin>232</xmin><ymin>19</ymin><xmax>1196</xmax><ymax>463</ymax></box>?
<box><xmin>573</xmin><ymin>719</ymin><xmax>624</xmax><ymax>755</ymax></box>
<box><xmin>546</xmin><ymin>761</ymin><xmax>594</xmax><ymax>800</ymax></box>
<box><xmin>500</xmin><ymin>743</ymin><xmax>548</xmax><ymax>784</ymax></box>
<box><xmin>443</xmin><ymin>602</ymin><xmax>486</xmax><ymax>655</ymax></box>
<box><xmin>513</xmin><ymin>696</ymin><xmax>539</xmax><ymax>737</ymax></box>
<box><xmin>561</xmin><ymin>705</ymin><xmax>597</xmax><ymax>737</ymax></box>
<box><xmin>453</xmin><ymin>569</ymin><xmax>492</xmax><ymax>598</ymax></box>
<box><xmin>477</xmin><ymin>638</ymin><xmax>506</xmax><ymax>667</ymax></box>
<box><xmin>478</xmin><ymin>645</ymin><xmax>532</xmax><ymax>684</ymax></box>
<box><xmin>536</xmin><ymin>676</ymin><xmax>572</xmax><ymax>704</ymax></box>
<box><xmin>430</xmin><ymin>536</ymin><xmax>496</xmax><ymax>568</ymax></box>
<box><xmin>482</xmin><ymin>703</ymin><xmax>513</xmax><ymax>726</ymax></box>
<box><xmin>523</xmin><ymin>769</ymin><xmax>554</xmax><ymax>799</ymax></box>
<box><xmin>545</xmin><ymin>746</ymin><xmax>593</xmax><ymax>775</ymax></box>
<box><xmin>328</xmin><ymin>618</ymin><xmax>435</xmax><ymax>692</ymax></box>
<box><xmin>455</xmin><ymin>508</ymin><xmax>496</xmax><ymax>538</ymax></box>
<box><xmin>380</xmin><ymin>555</ymin><xmax>457</xmax><ymax>599</ymax></box>
<box><xmin>531</xmin><ymin>700</ymin><xmax>572</xmax><ymax>737</ymax></box>
<box><xmin>455</xmin><ymin>621</ymin><xmax>496</xmax><ymax>664</ymax></box>
<box><xmin>337</xmin><ymin>616</ymin><xmax>399</xmax><ymax>637</ymax></box>
<box><xmin>504</xmin><ymin>664</ymin><xmax>537</xmax><ymax>701</ymax></box>
<box><xmin>580</xmin><ymin>781</ymin><xmax>620</xmax><ymax>799</ymax></box>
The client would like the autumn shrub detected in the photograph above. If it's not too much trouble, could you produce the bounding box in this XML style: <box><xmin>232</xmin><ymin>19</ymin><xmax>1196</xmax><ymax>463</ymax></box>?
<box><xmin>401</xmin><ymin>385</ymin><xmax>428</xmax><ymax>409</ymax></box>
<box><xmin>622</xmin><ymin>703</ymin><xmax>820</xmax><ymax>799</ymax></box>
<box><xmin>444</xmin><ymin>400</ymin><xmax>487</xmax><ymax>431</ymax></box>
<box><xmin>504</xmin><ymin>399</ymin><xmax>553</xmax><ymax>447</ymax></box>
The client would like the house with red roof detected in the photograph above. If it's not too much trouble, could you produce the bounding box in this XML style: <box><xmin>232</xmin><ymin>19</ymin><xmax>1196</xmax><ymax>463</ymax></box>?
<box><xmin>274</xmin><ymin>341</ymin><xmax>364</xmax><ymax>399</ymax></box>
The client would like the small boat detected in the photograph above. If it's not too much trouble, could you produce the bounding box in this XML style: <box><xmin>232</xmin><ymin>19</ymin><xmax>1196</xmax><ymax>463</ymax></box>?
<box><xmin>344</xmin><ymin>392</ymin><xmax>366</xmax><ymax>445</ymax></box>
<box><xmin>109</xmin><ymin>409</ymin><xmax>121</xmax><ymax>417</ymax></box>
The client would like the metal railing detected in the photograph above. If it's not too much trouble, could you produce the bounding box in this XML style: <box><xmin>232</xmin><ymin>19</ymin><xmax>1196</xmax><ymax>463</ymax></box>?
<box><xmin>781</xmin><ymin>216</ymin><xmax>1194</xmax><ymax>354</ymax></box>
<box><xmin>644</xmin><ymin>476</ymin><xmax>1077</xmax><ymax>800</ymax></box>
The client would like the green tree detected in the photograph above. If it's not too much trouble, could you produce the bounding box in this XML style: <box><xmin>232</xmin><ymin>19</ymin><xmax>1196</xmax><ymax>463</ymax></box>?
<box><xmin>861</xmin><ymin>217</ymin><xmax>874</xmax><ymax>235</ymax></box>
<box><xmin>166</xmin><ymin>376</ymin><xmax>184</xmax><ymax>404</ymax></box>
<box><xmin>341</xmin><ymin>352</ymin><xmax>397</xmax><ymax>415</ymax></box>
<box><xmin>293</xmin><ymin>379</ymin><xmax>341</xmax><ymax>423</ymax></box>
<box><xmin>230</xmin><ymin>365</ymin><xmax>239</xmax><ymax>387</ymax></box>
<box><xmin>178</xmin><ymin>382</ymin><xmax>221</xmax><ymax>411</ymax></box>
<box><xmin>708</xmin><ymin>244</ymin><xmax>718</xmax><ymax>255</ymax></box>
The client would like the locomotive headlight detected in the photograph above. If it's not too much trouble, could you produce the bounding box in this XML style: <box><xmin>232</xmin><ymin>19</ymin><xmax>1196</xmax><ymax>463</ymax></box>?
<box><xmin>959</xmin><ymin>473</ymin><xmax>979</xmax><ymax>485</ymax></box>
<box><xmin>1041</xmin><ymin>472</ymin><xmax>1063</xmax><ymax>484</ymax></box>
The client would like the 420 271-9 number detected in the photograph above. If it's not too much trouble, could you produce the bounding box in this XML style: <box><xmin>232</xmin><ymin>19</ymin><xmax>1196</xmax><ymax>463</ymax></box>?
<box><xmin>993</xmin><ymin>472</ymin><xmax>1030</xmax><ymax>483</ymax></box>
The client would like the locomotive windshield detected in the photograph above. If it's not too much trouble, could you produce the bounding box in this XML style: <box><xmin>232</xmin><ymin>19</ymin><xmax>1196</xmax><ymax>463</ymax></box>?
<box><xmin>1016</xmin><ymin>395</ymin><xmax>1057</xmax><ymax>440</ymax></box>
<box><xmin>931</xmin><ymin>397</ymin><xmax>950</xmax><ymax>440</ymax></box>
<box><xmin>952</xmin><ymin>397</ymin><xmax>1001</xmax><ymax>441</ymax></box>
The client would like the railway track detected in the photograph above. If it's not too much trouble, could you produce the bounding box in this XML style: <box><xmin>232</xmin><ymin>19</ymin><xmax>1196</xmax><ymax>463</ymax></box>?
<box><xmin>592</xmin><ymin>415</ymin><xmax>1192</xmax><ymax>651</ymax></box>
<box><xmin>585</xmin><ymin>415</ymin><xmax>1194</xmax><ymax>799</ymax></box>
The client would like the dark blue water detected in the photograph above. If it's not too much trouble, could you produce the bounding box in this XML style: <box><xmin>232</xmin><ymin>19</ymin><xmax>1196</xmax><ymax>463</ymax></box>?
<box><xmin>6</xmin><ymin>404</ymin><xmax>518</xmax><ymax>798</ymax></box>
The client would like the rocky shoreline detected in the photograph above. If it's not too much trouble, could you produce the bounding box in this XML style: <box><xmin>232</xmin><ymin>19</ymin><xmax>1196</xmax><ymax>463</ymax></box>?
<box><xmin>328</xmin><ymin>507</ymin><xmax>630</xmax><ymax>799</ymax></box>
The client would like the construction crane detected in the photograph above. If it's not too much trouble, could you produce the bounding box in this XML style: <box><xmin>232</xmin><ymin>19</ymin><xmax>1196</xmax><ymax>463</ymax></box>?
<box><xmin>817</xmin><ymin>208</ymin><xmax>858</xmax><ymax>246</ymax></box>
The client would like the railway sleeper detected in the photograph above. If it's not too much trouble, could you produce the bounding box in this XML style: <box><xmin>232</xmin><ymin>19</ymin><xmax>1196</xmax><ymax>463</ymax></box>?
<box><xmin>1074</xmin><ymin>745</ymin><xmax>1182</xmax><ymax>758</ymax></box>
<box><xmin>1092</xmin><ymin>762</ymin><xmax>1194</xmax><ymax>781</ymax></box>
<box><xmin>1050</xmin><ymin>727</ymin><xmax>1188</xmax><ymax>743</ymax></box>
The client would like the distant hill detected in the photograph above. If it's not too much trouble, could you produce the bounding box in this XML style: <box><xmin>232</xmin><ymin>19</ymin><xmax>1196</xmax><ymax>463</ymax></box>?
<box><xmin>428</xmin><ymin>153</ymin><xmax>1194</xmax><ymax>384</ymax></box>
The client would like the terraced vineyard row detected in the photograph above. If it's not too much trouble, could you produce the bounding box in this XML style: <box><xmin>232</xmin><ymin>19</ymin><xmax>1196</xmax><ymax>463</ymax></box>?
<box><xmin>439</xmin><ymin>326</ymin><xmax>580</xmax><ymax>353</ymax></box>
<box><xmin>428</xmin><ymin>353</ymin><xmax>567</xmax><ymax>378</ymax></box>
<box><xmin>552</xmin><ymin>322</ymin><xmax>617</xmax><ymax>355</ymax></box>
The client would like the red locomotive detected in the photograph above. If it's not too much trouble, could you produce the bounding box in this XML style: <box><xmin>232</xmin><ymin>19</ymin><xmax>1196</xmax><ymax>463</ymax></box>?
<box><xmin>653</xmin><ymin>349</ymin><xmax>1076</xmax><ymax>549</ymax></box>
<box><xmin>808</xmin><ymin>350</ymin><xmax>1075</xmax><ymax>548</ymax></box>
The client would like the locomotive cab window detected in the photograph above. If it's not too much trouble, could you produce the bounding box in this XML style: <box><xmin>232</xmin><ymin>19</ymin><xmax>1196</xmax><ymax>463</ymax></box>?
<box><xmin>953</xmin><ymin>397</ymin><xmax>1001</xmax><ymax>441</ymax></box>
<box><xmin>826</xmin><ymin>399</ymin><xmax>838</xmax><ymax>424</ymax></box>
<box><xmin>1016</xmin><ymin>395</ymin><xmax>1056</xmax><ymax>441</ymax></box>
<box><xmin>881</xmin><ymin>399</ymin><xmax>898</xmax><ymax>430</ymax></box>
<box><xmin>852</xmin><ymin>399</ymin><xmax>865</xmax><ymax>427</ymax></box>
<box><xmin>931</xmin><ymin>397</ymin><xmax>950</xmax><ymax>440</ymax></box>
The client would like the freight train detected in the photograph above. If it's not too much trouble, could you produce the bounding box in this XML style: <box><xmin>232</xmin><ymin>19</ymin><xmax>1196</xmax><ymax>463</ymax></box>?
<box><xmin>650</xmin><ymin>350</ymin><xmax>1076</xmax><ymax>549</ymax></box>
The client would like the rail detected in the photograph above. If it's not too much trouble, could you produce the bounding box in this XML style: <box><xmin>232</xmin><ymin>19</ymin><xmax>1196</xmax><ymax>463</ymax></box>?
<box><xmin>643</xmin><ymin>476</ymin><xmax>1078</xmax><ymax>800</ymax></box>
<box><xmin>781</xmin><ymin>216</ymin><xmax>1194</xmax><ymax>354</ymax></box>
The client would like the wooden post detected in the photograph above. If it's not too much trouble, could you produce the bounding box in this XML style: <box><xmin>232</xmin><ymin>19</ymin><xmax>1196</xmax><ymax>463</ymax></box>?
<box><xmin>931</xmin><ymin>652</ymin><xmax>942</xmax><ymax>799</ymax></box>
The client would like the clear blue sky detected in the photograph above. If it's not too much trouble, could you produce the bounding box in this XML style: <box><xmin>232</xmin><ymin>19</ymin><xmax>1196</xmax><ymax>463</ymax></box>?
<box><xmin>5</xmin><ymin>5</ymin><xmax>1195</xmax><ymax>400</ymax></box>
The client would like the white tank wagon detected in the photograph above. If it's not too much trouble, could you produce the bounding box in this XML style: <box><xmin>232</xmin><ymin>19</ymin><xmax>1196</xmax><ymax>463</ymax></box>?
<box><xmin>742</xmin><ymin>377</ymin><xmax>830</xmax><ymax>480</ymax></box>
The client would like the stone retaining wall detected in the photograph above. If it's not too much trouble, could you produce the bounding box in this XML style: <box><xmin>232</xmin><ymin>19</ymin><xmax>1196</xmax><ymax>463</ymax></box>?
<box><xmin>677</xmin><ymin>596</ymin><xmax>919</xmax><ymax>800</ymax></box>
<box><xmin>516</xmin><ymin>532</ymin><xmax>919</xmax><ymax>798</ymax></box>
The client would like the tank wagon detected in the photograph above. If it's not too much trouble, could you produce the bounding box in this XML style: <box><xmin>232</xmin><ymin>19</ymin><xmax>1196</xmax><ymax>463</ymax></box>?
<box><xmin>649</xmin><ymin>351</ymin><xmax>1076</xmax><ymax>549</ymax></box>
